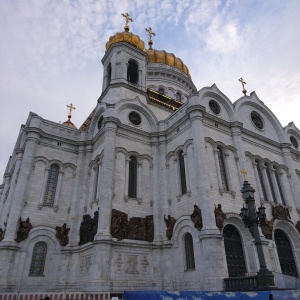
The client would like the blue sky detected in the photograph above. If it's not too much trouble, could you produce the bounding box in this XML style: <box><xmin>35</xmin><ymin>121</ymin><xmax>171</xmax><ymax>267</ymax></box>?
<box><xmin>0</xmin><ymin>0</ymin><xmax>300</xmax><ymax>177</ymax></box>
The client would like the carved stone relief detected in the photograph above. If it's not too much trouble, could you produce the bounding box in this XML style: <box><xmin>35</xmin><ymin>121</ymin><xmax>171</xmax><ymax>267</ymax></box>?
<box><xmin>214</xmin><ymin>204</ymin><xmax>226</xmax><ymax>231</ymax></box>
<box><xmin>78</xmin><ymin>211</ymin><xmax>99</xmax><ymax>246</ymax></box>
<box><xmin>79</xmin><ymin>254</ymin><xmax>92</xmax><ymax>275</ymax></box>
<box><xmin>15</xmin><ymin>217</ymin><xmax>32</xmax><ymax>243</ymax></box>
<box><xmin>272</xmin><ymin>204</ymin><xmax>291</xmax><ymax>222</ymax></box>
<box><xmin>164</xmin><ymin>215</ymin><xmax>176</xmax><ymax>240</ymax></box>
<box><xmin>261</xmin><ymin>217</ymin><xmax>273</xmax><ymax>240</ymax></box>
<box><xmin>191</xmin><ymin>204</ymin><xmax>203</xmax><ymax>231</ymax></box>
<box><xmin>55</xmin><ymin>223</ymin><xmax>70</xmax><ymax>246</ymax></box>
<box><xmin>111</xmin><ymin>209</ymin><xmax>154</xmax><ymax>242</ymax></box>
<box><xmin>114</xmin><ymin>252</ymin><xmax>150</xmax><ymax>275</ymax></box>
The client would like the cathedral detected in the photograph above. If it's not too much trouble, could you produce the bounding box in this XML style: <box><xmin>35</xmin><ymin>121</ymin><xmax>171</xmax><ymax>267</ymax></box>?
<box><xmin>1</xmin><ymin>14</ymin><xmax>300</xmax><ymax>297</ymax></box>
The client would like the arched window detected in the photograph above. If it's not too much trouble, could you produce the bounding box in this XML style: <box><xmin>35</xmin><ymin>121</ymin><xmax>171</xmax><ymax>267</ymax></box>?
<box><xmin>128</xmin><ymin>156</ymin><xmax>137</xmax><ymax>198</ymax></box>
<box><xmin>178</xmin><ymin>150</ymin><xmax>187</xmax><ymax>194</ymax></box>
<box><xmin>158</xmin><ymin>87</ymin><xmax>165</xmax><ymax>95</ymax></box>
<box><xmin>255</xmin><ymin>160</ymin><xmax>268</xmax><ymax>202</ymax></box>
<box><xmin>107</xmin><ymin>63</ymin><xmax>111</xmax><ymax>83</ymax></box>
<box><xmin>43</xmin><ymin>164</ymin><xmax>59</xmax><ymax>207</ymax></box>
<box><xmin>184</xmin><ymin>233</ymin><xmax>195</xmax><ymax>270</ymax></box>
<box><xmin>217</xmin><ymin>146</ymin><xmax>229</xmax><ymax>191</ymax></box>
<box><xmin>127</xmin><ymin>60</ymin><xmax>138</xmax><ymax>84</ymax></box>
<box><xmin>176</xmin><ymin>92</ymin><xmax>182</xmax><ymax>102</ymax></box>
<box><xmin>97</xmin><ymin>116</ymin><xmax>104</xmax><ymax>130</ymax></box>
<box><xmin>275</xmin><ymin>229</ymin><xmax>298</xmax><ymax>277</ymax></box>
<box><xmin>223</xmin><ymin>225</ymin><xmax>246</xmax><ymax>277</ymax></box>
<box><xmin>29</xmin><ymin>242</ymin><xmax>47</xmax><ymax>276</ymax></box>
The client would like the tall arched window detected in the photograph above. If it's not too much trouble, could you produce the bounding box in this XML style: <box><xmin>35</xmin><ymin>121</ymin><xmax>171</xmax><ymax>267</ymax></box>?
<box><xmin>43</xmin><ymin>164</ymin><xmax>59</xmax><ymax>207</ymax></box>
<box><xmin>128</xmin><ymin>156</ymin><xmax>137</xmax><ymax>198</ymax></box>
<box><xmin>107</xmin><ymin>63</ymin><xmax>111</xmax><ymax>83</ymax></box>
<box><xmin>255</xmin><ymin>160</ymin><xmax>268</xmax><ymax>202</ymax></box>
<box><xmin>217</xmin><ymin>146</ymin><xmax>229</xmax><ymax>191</ymax></box>
<box><xmin>184</xmin><ymin>233</ymin><xmax>195</xmax><ymax>270</ymax></box>
<box><xmin>127</xmin><ymin>60</ymin><xmax>138</xmax><ymax>84</ymax></box>
<box><xmin>176</xmin><ymin>92</ymin><xmax>182</xmax><ymax>102</ymax></box>
<box><xmin>158</xmin><ymin>87</ymin><xmax>165</xmax><ymax>95</ymax></box>
<box><xmin>29</xmin><ymin>242</ymin><xmax>47</xmax><ymax>276</ymax></box>
<box><xmin>275</xmin><ymin>229</ymin><xmax>298</xmax><ymax>277</ymax></box>
<box><xmin>178</xmin><ymin>150</ymin><xmax>187</xmax><ymax>194</ymax></box>
<box><xmin>223</xmin><ymin>225</ymin><xmax>246</xmax><ymax>277</ymax></box>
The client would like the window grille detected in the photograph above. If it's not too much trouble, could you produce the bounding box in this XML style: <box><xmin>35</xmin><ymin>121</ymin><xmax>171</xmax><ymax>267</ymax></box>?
<box><xmin>43</xmin><ymin>164</ymin><xmax>59</xmax><ymax>207</ymax></box>
<box><xmin>184</xmin><ymin>233</ymin><xmax>195</xmax><ymax>270</ymax></box>
<box><xmin>29</xmin><ymin>242</ymin><xmax>47</xmax><ymax>276</ymax></box>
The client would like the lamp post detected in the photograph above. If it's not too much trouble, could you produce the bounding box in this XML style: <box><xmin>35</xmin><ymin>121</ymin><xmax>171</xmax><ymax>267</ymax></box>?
<box><xmin>240</xmin><ymin>170</ymin><xmax>275</xmax><ymax>290</ymax></box>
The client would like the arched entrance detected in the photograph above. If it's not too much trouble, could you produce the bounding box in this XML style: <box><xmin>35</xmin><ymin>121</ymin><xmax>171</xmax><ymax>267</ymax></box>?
<box><xmin>275</xmin><ymin>229</ymin><xmax>298</xmax><ymax>277</ymax></box>
<box><xmin>223</xmin><ymin>224</ymin><xmax>247</xmax><ymax>277</ymax></box>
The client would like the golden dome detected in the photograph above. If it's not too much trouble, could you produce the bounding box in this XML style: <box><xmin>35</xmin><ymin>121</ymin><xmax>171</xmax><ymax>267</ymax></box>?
<box><xmin>105</xmin><ymin>32</ymin><xmax>145</xmax><ymax>52</ymax></box>
<box><xmin>62</xmin><ymin>119</ymin><xmax>77</xmax><ymax>129</ymax></box>
<box><xmin>146</xmin><ymin>49</ymin><xmax>191</xmax><ymax>79</ymax></box>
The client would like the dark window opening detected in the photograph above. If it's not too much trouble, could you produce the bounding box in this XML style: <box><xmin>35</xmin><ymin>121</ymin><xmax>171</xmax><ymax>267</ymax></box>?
<box><xmin>128</xmin><ymin>156</ymin><xmax>137</xmax><ymax>198</ymax></box>
<box><xmin>178</xmin><ymin>150</ymin><xmax>187</xmax><ymax>194</ymax></box>
<box><xmin>97</xmin><ymin>116</ymin><xmax>104</xmax><ymax>130</ymax></box>
<box><xmin>107</xmin><ymin>63</ymin><xmax>112</xmax><ymax>83</ymax></box>
<box><xmin>275</xmin><ymin>229</ymin><xmax>298</xmax><ymax>277</ymax></box>
<box><xmin>176</xmin><ymin>92</ymin><xmax>182</xmax><ymax>102</ymax></box>
<box><xmin>223</xmin><ymin>225</ymin><xmax>247</xmax><ymax>277</ymax></box>
<box><xmin>44</xmin><ymin>164</ymin><xmax>59</xmax><ymax>207</ymax></box>
<box><xmin>127</xmin><ymin>60</ymin><xmax>138</xmax><ymax>84</ymax></box>
<box><xmin>185</xmin><ymin>233</ymin><xmax>195</xmax><ymax>270</ymax></box>
<box><xmin>158</xmin><ymin>87</ymin><xmax>165</xmax><ymax>95</ymax></box>
<box><xmin>29</xmin><ymin>242</ymin><xmax>47</xmax><ymax>276</ymax></box>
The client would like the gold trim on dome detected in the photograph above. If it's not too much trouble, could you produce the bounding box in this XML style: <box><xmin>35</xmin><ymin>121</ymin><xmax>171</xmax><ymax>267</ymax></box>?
<box><xmin>105</xmin><ymin>32</ymin><xmax>145</xmax><ymax>51</ymax></box>
<box><xmin>146</xmin><ymin>49</ymin><xmax>191</xmax><ymax>79</ymax></box>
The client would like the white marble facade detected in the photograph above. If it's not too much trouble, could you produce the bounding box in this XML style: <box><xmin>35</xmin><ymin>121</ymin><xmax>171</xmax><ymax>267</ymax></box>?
<box><xmin>1</xmin><ymin>30</ymin><xmax>300</xmax><ymax>294</ymax></box>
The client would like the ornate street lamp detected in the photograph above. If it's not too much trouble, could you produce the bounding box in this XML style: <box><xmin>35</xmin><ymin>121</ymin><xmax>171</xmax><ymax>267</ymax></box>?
<box><xmin>240</xmin><ymin>169</ymin><xmax>275</xmax><ymax>290</ymax></box>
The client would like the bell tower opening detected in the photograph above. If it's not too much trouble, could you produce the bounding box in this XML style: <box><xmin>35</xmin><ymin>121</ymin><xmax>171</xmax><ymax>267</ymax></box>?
<box><xmin>127</xmin><ymin>59</ymin><xmax>138</xmax><ymax>84</ymax></box>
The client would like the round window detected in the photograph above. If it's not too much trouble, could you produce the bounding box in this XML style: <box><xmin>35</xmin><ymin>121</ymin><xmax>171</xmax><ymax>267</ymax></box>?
<box><xmin>290</xmin><ymin>136</ymin><xmax>298</xmax><ymax>149</ymax></box>
<box><xmin>251</xmin><ymin>111</ymin><xmax>264</xmax><ymax>130</ymax></box>
<box><xmin>129</xmin><ymin>111</ymin><xmax>141</xmax><ymax>125</ymax></box>
<box><xmin>209</xmin><ymin>100</ymin><xmax>221</xmax><ymax>114</ymax></box>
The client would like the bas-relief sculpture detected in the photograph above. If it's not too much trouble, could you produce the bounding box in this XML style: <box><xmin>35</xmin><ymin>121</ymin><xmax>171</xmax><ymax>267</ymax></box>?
<box><xmin>15</xmin><ymin>217</ymin><xmax>32</xmax><ymax>243</ymax></box>
<box><xmin>111</xmin><ymin>209</ymin><xmax>154</xmax><ymax>242</ymax></box>
<box><xmin>191</xmin><ymin>204</ymin><xmax>202</xmax><ymax>231</ymax></box>
<box><xmin>78</xmin><ymin>211</ymin><xmax>99</xmax><ymax>246</ymax></box>
<box><xmin>261</xmin><ymin>217</ymin><xmax>274</xmax><ymax>240</ymax></box>
<box><xmin>164</xmin><ymin>215</ymin><xmax>176</xmax><ymax>240</ymax></box>
<box><xmin>214</xmin><ymin>204</ymin><xmax>226</xmax><ymax>231</ymax></box>
<box><xmin>272</xmin><ymin>204</ymin><xmax>291</xmax><ymax>222</ymax></box>
<box><xmin>56</xmin><ymin>223</ymin><xmax>70</xmax><ymax>246</ymax></box>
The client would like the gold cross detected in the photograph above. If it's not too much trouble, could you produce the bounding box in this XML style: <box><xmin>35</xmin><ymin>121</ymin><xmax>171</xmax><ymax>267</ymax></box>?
<box><xmin>121</xmin><ymin>13</ymin><xmax>133</xmax><ymax>26</ymax></box>
<box><xmin>145</xmin><ymin>27</ymin><xmax>156</xmax><ymax>50</ymax></box>
<box><xmin>241</xmin><ymin>168</ymin><xmax>247</xmax><ymax>181</ymax></box>
<box><xmin>145</xmin><ymin>27</ymin><xmax>156</xmax><ymax>40</ymax></box>
<box><xmin>67</xmin><ymin>103</ymin><xmax>76</xmax><ymax>116</ymax></box>
<box><xmin>239</xmin><ymin>77</ymin><xmax>247</xmax><ymax>96</ymax></box>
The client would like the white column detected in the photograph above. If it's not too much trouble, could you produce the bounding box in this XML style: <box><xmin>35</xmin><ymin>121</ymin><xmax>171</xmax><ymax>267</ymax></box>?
<box><xmin>279</xmin><ymin>172</ymin><xmax>289</xmax><ymax>207</ymax></box>
<box><xmin>91</xmin><ymin>165</ymin><xmax>98</xmax><ymax>203</ymax></box>
<box><xmin>253</xmin><ymin>162</ymin><xmax>264</xmax><ymax>202</ymax></box>
<box><xmin>53</xmin><ymin>170</ymin><xmax>64</xmax><ymax>212</ymax></box>
<box><xmin>165</xmin><ymin>163</ymin><xmax>171</xmax><ymax>205</ymax></box>
<box><xmin>137</xmin><ymin>162</ymin><xmax>142</xmax><ymax>204</ymax></box>
<box><xmin>0</xmin><ymin>177</ymin><xmax>11</xmax><ymax>224</ymax></box>
<box><xmin>174</xmin><ymin>157</ymin><xmax>181</xmax><ymax>199</ymax></box>
<box><xmin>235</xmin><ymin>157</ymin><xmax>243</xmax><ymax>187</ymax></box>
<box><xmin>138</xmin><ymin>69</ymin><xmax>143</xmax><ymax>89</ymax></box>
<box><xmin>149</xmin><ymin>163</ymin><xmax>154</xmax><ymax>207</ymax></box>
<box><xmin>183</xmin><ymin>152</ymin><xmax>191</xmax><ymax>196</ymax></box>
<box><xmin>261</xmin><ymin>166</ymin><xmax>273</xmax><ymax>204</ymax></box>
<box><xmin>213</xmin><ymin>149</ymin><xmax>223</xmax><ymax>194</ymax></box>
<box><xmin>95</xmin><ymin>162</ymin><xmax>102</xmax><ymax>204</ymax></box>
<box><xmin>124</xmin><ymin>158</ymin><xmax>129</xmax><ymax>202</ymax></box>
<box><xmin>270</xmin><ymin>169</ymin><xmax>281</xmax><ymax>205</ymax></box>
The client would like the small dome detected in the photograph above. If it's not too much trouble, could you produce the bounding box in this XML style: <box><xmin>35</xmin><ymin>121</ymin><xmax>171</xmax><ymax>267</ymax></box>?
<box><xmin>62</xmin><ymin>119</ymin><xmax>77</xmax><ymax>129</ymax></box>
<box><xmin>146</xmin><ymin>49</ymin><xmax>191</xmax><ymax>79</ymax></box>
<box><xmin>105</xmin><ymin>32</ymin><xmax>145</xmax><ymax>51</ymax></box>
